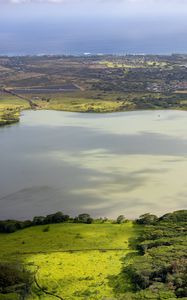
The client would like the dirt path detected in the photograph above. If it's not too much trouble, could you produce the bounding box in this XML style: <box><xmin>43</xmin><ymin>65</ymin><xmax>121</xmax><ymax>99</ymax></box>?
<box><xmin>20</xmin><ymin>248</ymin><xmax>128</xmax><ymax>255</ymax></box>
<box><xmin>34</xmin><ymin>266</ymin><xmax>64</xmax><ymax>300</ymax></box>
<box><xmin>1</xmin><ymin>87</ymin><xmax>39</xmax><ymax>109</ymax></box>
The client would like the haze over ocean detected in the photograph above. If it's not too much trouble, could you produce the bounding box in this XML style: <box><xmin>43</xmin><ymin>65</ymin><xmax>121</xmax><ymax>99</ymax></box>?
<box><xmin>1</xmin><ymin>0</ymin><xmax>187</xmax><ymax>56</ymax></box>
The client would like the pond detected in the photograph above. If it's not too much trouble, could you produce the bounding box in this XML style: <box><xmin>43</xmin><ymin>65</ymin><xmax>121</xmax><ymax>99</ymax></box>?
<box><xmin>0</xmin><ymin>110</ymin><xmax>187</xmax><ymax>220</ymax></box>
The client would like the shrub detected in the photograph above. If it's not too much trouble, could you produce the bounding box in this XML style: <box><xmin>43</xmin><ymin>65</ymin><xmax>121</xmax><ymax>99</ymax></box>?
<box><xmin>43</xmin><ymin>226</ymin><xmax>50</xmax><ymax>232</ymax></box>
<box><xmin>0</xmin><ymin>263</ymin><xmax>32</xmax><ymax>297</ymax></box>
<box><xmin>136</xmin><ymin>213</ymin><xmax>158</xmax><ymax>225</ymax></box>
<box><xmin>116</xmin><ymin>215</ymin><xmax>126</xmax><ymax>224</ymax></box>
<box><xmin>75</xmin><ymin>214</ymin><xmax>93</xmax><ymax>224</ymax></box>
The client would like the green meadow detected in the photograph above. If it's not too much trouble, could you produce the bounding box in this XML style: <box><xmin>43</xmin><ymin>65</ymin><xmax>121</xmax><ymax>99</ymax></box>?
<box><xmin>0</xmin><ymin>212</ymin><xmax>187</xmax><ymax>299</ymax></box>
<box><xmin>0</xmin><ymin>222</ymin><xmax>141</xmax><ymax>300</ymax></box>
<box><xmin>26</xmin><ymin>251</ymin><xmax>129</xmax><ymax>300</ymax></box>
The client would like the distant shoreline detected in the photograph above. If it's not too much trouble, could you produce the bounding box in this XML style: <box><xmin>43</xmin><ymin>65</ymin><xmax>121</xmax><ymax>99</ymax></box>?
<box><xmin>0</xmin><ymin>53</ymin><xmax>187</xmax><ymax>58</ymax></box>
<box><xmin>1</xmin><ymin>54</ymin><xmax>187</xmax><ymax>125</ymax></box>
<box><xmin>2</xmin><ymin>106</ymin><xmax>187</xmax><ymax>127</ymax></box>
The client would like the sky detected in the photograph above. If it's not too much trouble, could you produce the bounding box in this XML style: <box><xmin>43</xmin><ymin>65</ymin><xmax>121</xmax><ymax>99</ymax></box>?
<box><xmin>2</xmin><ymin>0</ymin><xmax>187</xmax><ymax>17</ymax></box>
<box><xmin>0</xmin><ymin>0</ymin><xmax>187</xmax><ymax>55</ymax></box>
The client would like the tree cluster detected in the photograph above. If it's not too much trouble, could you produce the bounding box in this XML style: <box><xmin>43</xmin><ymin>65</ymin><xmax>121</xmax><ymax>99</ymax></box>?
<box><xmin>0</xmin><ymin>212</ymin><xmax>95</xmax><ymax>234</ymax></box>
<box><xmin>115</xmin><ymin>210</ymin><xmax>187</xmax><ymax>299</ymax></box>
<box><xmin>0</xmin><ymin>263</ymin><xmax>32</xmax><ymax>300</ymax></box>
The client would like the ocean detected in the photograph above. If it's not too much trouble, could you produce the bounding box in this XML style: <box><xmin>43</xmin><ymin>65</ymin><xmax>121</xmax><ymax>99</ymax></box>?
<box><xmin>0</xmin><ymin>16</ymin><xmax>187</xmax><ymax>56</ymax></box>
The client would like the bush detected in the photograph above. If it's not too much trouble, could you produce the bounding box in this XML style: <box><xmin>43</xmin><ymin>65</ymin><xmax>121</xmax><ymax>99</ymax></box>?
<box><xmin>44</xmin><ymin>212</ymin><xmax>69</xmax><ymax>224</ymax></box>
<box><xmin>0</xmin><ymin>263</ymin><xmax>32</xmax><ymax>298</ymax></box>
<box><xmin>159</xmin><ymin>210</ymin><xmax>187</xmax><ymax>223</ymax></box>
<box><xmin>74</xmin><ymin>214</ymin><xmax>93</xmax><ymax>224</ymax></box>
<box><xmin>136</xmin><ymin>213</ymin><xmax>158</xmax><ymax>225</ymax></box>
<box><xmin>43</xmin><ymin>226</ymin><xmax>50</xmax><ymax>232</ymax></box>
<box><xmin>116</xmin><ymin>215</ymin><xmax>126</xmax><ymax>224</ymax></box>
<box><xmin>0</xmin><ymin>220</ymin><xmax>31</xmax><ymax>233</ymax></box>
<box><xmin>115</xmin><ymin>210</ymin><xmax>187</xmax><ymax>298</ymax></box>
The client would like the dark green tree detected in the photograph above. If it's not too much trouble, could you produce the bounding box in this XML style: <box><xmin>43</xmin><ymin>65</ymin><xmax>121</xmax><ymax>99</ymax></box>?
<box><xmin>76</xmin><ymin>214</ymin><xmax>93</xmax><ymax>224</ymax></box>
<box><xmin>136</xmin><ymin>213</ymin><xmax>158</xmax><ymax>225</ymax></box>
<box><xmin>116</xmin><ymin>215</ymin><xmax>126</xmax><ymax>224</ymax></box>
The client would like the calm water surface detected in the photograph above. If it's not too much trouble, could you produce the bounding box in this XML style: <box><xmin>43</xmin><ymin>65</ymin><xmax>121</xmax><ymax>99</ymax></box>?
<box><xmin>0</xmin><ymin>110</ymin><xmax>187</xmax><ymax>220</ymax></box>
<box><xmin>1</xmin><ymin>17</ymin><xmax>187</xmax><ymax>56</ymax></box>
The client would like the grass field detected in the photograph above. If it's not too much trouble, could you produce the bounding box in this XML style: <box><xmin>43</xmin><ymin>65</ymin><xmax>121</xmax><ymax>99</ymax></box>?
<box><xmin>0</xmin><ymin>91</ymin><xmax>134</xmax><ymax>123</ymax></box>
<box><xmin>26</xmin><ymin>251</ymin><xmax>131</xmax><ymax>300</ymax></box>
<box><xmin>27</xmin><ymin>90</ymin><xmax>161</xmax><ymax>113</ymax></box>
<box><xmin>99</xmin><ymin>60</ymin><xmax>168</xmax><ymax>69</ymax></box>
<box><xmin>1</xmin><ymin>89</ymin><xmax>187</xmax><ymax>126</ymax></box>
<box><xmin>0</xmin><ymin>94</ymin><xmax>30</xmax><ymax>125</ymax></box>
<box><xmin>35</xmin><ymin>98</ymin><xmax>132</xmax><ymax>113</ymax></box>
<box><xmin>0</xmin><ymin>222</ymin><xmax>141</xmax><ymax>300</ymax></box>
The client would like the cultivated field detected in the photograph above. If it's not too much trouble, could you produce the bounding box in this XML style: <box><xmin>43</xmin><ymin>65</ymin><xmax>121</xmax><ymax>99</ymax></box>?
<box><xmin>1</xmin><ymin>54</ymin><xmax>187</xmax><ymax>125</ymax></box>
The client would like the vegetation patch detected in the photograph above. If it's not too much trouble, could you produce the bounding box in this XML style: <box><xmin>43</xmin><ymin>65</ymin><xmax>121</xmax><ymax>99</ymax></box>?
<box><xmin>112</xmin><ymin>210</ymin><xmax>187</xmax><ymax>299</ymax></box>
<box><xmin>0</xmin><ymin>221</ymin><xmax>140</xmax><ymax>299</ymax></box>
<box><xmin>0</xmin><ymin>221</ymin><xmax>139</xmax><ymax>257</ymax></box>
<box><xmin>26</xmin><ymin>250</ymin><xmax>130</xmax><ymax>300</ymax></box>
<box><xmin>0</xmin><ymin>94</ymin><xmax>30</xmax><ymax>125</ymax></box>
<box><xmin>0</xmin><ymin>211</ymin><xmax>186</xmax><ymax>299</ymax></box>
<box><xmin>0</xmin><ymin>263</ymin><xmax>32</xmax><ymax>300</ymax></box>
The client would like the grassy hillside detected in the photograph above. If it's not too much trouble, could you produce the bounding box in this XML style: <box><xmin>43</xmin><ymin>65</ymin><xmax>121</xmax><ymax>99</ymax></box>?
<box><xmin>0</xmin><ymin>222</ymin><xmax>139</xmax><ymax>257</ymax></box>
<box><xmin>0</xmin><ymin>211</ymin><xmax>186</xmax><ymax>299</ymax></box>
<box><xmin>0</xmin><ymin>222</ymin><xmax>140</xmax><ymax>300</ymax></box>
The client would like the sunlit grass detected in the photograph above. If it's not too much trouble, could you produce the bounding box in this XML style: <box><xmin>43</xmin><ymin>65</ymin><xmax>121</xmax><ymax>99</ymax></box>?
<box><xmin>0</xmin><ymin>222</ymin><xmax>139</xmax><ymax>259</ymax></box>
<box><xmin>0</xmin><ymin>222</ymin><xmax>140</xmax><ymax>299</ymax></box>
<box><xmin>26</xmin><ymin>250</ymin><xmax>131</xmax><ymax>300</ymax></box>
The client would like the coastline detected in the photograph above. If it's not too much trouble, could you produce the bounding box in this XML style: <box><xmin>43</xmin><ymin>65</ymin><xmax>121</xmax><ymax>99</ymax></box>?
<box><xmin>1</xmin><ymin>104</ymin><xmax>187</xmax><ymax>127</ymax></box>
